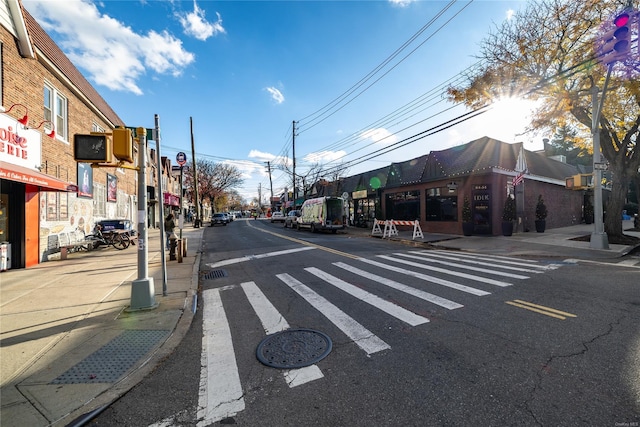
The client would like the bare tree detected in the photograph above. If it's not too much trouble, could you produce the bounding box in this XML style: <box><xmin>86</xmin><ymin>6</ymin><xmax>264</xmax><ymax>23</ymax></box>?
<box><xmin>448</xmin><ymin>0</ymin><xmax>639</xmax><ymax>238</ymax></box>
<box><xmin>183</xmin><ymin>160</ymin><xmax>244</xmax><ymax>213</ymax></box>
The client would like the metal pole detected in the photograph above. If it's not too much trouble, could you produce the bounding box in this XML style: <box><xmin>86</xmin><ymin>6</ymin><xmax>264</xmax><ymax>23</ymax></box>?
<box><xmin>129</xmin><ymin>127</ymin><xmax>158</xmax><ymax>310</ymax></box>
<box><xmin>154</xmin><ymin>115</ymin><xmax>168</xmax><ymax>295</ymax></box>
<box><xmin>180</xmin><ymin>166</ymin><xmax>184</xmax><ymax>240</ymax></box>
<box><xmin>590</xmin><ymin>77</ymin><xmax>609</xmax><ymax>249</ymax></box>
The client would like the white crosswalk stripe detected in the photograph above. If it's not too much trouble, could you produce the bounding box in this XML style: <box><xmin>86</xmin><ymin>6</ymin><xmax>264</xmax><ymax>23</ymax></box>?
<box><xmin>430</xmin><ymin>250</ymin><xmax>560</xmax><ymax>270</ymax></box>
<box><xmin>395</xmin><ymin>252</ymin><xmax>530</xmax><ymax>279</ymax></box>
<box><xmin>409</xmin><ymin>250</ymin><xmax>546</xmax><ymax>274</ymax></box>
<box><xmin>197</xmin><ymin>289</ymin><xmax>245</xmax><ymax>426</ymax></box>
<box><xmin>376</xmin><ymin>254</ymin><xmax>515</xmax><ymax>287</ymax></box>
<box><xmin>304</xmin><ymin>267</ymin><xmax>430</xmax><ymax>326</ymax></box>
<box><xmin>276</xmin><ymin>273</ymin><xmax>391</xmax><ymax>355</ymax></box>
<box><xmin>333</xmin><ymin>261</ymin><xmax>463</xmax><ymax>310</ymax></box>
<box><xmin>359</xmin><ymin>257</ymin><xmax>492</xmax><ymax>295</ymax></box>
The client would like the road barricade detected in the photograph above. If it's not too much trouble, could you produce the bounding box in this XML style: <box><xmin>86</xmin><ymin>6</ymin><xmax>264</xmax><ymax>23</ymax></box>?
<box><xmin>371</xmin><ymin>219</ymin><xmax>424</xmax><ymax>240</ymax></box>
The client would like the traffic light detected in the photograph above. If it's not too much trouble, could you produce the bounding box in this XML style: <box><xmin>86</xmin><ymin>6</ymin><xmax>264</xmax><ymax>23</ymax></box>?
<box><xmin>600</xmin><ymin>11</ymin><xmax>631</xmax><ymax>64</ymax></box>
<box><xmin>112</xmin><ymin>127</ymin><xmax>134</xmax><ymax>163</ymax></box>
<box><xmin>565</xmin><ymin>174</ymin><xmax>593</xmax><ymax>190</ymax></box>
<box><xmin>74</xmin><ymin>134</ymin><xmax>112</xmax><ymax>163</ymax></box>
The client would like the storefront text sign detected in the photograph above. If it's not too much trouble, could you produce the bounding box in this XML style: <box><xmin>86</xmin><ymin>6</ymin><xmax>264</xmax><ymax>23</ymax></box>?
<box><xmin>0</xmin><ymin>113</ymin><xmax>42</xmax><ymax>170</ymax></box>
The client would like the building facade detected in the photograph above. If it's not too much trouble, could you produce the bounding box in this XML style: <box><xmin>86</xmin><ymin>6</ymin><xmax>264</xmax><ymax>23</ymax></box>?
<box><xmin>0</xmin><ymin>0</ymin><xmax>168</xmax><ymax>269</ymax></box>
<box><xmin>332</xmin><ymin>137</ymin><xmax>586</xmax><ymax>236</ymax></box>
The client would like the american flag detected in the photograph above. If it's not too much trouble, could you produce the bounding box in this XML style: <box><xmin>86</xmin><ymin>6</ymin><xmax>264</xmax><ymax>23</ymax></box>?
<box><xmin>513</xmin><ymin>171</ymin><xmax>525</xmax><ymax>186</ymax></box>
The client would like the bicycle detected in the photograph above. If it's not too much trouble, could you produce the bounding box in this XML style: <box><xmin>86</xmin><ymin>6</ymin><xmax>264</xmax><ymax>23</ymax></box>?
<box><xmin>86</xmin><ymin>224</ymin><xmax>131</xmax><ymax>250</ymax></box>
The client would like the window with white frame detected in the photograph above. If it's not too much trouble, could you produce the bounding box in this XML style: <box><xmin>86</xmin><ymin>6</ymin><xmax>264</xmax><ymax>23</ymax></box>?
<box><xmin>43</xmin><ymin>83</ymin><xmax>68</xmax><ymax>140</ymax></box>
<box><xmin>94</xmin><ymin>183</ymin><xmax>106</xmax><ymax>217</ymax></box>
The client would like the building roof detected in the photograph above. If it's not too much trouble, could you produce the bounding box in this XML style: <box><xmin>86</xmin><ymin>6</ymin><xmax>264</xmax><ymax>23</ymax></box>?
<box><xmin>340</xmin><ymin>136</ymin><xmax>580</xmax><ymax>192</ymax></box>
<box><xmin>22</xmin><ymin>7</ymin><xmax>124</xmax><ymax>127</ymax></box>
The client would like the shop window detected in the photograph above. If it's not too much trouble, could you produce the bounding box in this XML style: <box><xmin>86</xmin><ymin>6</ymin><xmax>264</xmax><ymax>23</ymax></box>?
<box><xmin>426</xmin><ymin>194</ymin><xmax>458</xmax><ymax>221</ymax></box>
<box><xmin>385</xmin><ymin>191</ymin><xmax>420</xmax><ymax>220</ymax></box>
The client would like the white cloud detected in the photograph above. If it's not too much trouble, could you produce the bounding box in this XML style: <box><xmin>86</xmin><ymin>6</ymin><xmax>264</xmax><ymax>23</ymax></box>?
<box><xmin>25</xmin><ymin>0</ymin><xmax>195</xmax><ymax>95</ymax></box>
<box><xmin>388</xmin><ymin>0</ymin><xmax>415</xmax><ymax>7</ymax></box>
<box><xmin>178</xmin><ymin>1</ymin><xmax>225</xmax><ymax>41</ymax></box>
<box><xmin>303</xmin><ymin>150</ymin><xmax>347</xmax><ymax>163</ymax></box>
<box><xmin>265</xmin><ymin>87</ymin><xmax>285</xmax><ymax>104</ymax></box>
<box><xmin>359</xmin><ymin>128</ymin><xmax>398</xmax><ymax>145</ymax></box>
<box><xmin>506</xmin><ymin>9</ymin><xmax>515</xmax><ymax>21</ymax></box>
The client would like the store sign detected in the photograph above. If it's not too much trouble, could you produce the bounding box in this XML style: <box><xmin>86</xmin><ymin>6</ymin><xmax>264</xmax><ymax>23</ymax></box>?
<box><xmin>0</xmin><ymin>113</ymin><xmax>42</xmax><ymax>170</ymax></box>
<box><xmin>352</xmin><ymin>189</ymin><xmax>367</xmax><ymax>199</ymax></box>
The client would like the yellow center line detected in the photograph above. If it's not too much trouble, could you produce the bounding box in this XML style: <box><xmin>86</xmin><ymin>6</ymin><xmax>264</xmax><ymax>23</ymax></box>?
<box><xmin>506</xmin><ymin>299</ymin><xmax>577</xmax><ymax>320</ymax></box>
<box><xmin>247</xmin><ymin>220</ymin><xmax>360</xmax><ymax>260</ymax></box>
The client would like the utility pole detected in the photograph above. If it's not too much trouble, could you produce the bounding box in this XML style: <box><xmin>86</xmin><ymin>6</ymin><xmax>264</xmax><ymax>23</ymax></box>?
<box><xmin>292</xmin><ymin>120</ymin><xmax>297</xmax><ymax>208</ymax></box>
<box><xmin>266</xmin><ymin>161</ymin><xmax>273</xmax><ymax>208</ymax></box>
<box><xmin>258</xmin><ymin>183</ymin><xmax>262</xmax><ymax>213</ymax></box>
<box><xmin>153</xmin><ymin>116</ymin><xmax>168</xmax><ymax>296</ymax></box>
<box><xmin>190</xmin><ymin>117</ymin><xmax>200</xmax><ymax>228</ymax></box>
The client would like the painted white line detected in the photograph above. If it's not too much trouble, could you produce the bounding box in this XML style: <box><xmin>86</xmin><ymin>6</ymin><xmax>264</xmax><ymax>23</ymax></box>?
<box><xmin>276</xmin><ymin>273</ymin><xmax>390</xmax><ymax>355</ymax></box>
<box><xmin>305</xmin><ymin>267</ymin><xmax>429</xmax><ymax>326</ymax></box>
<box><xmin>284</xmin><ymin>365</ymin><xmax>324</xmax><ymax>388</ymax></box>
<box><xmin>410</xmin><ymin>251</ymin><xmax>545</xmax><ymax>274</ymax></box>
<box><xmin>333</xmin><ymin>262</ymin><xmax>463</xmax><ymax>310</ymax></box>
<box><xmin>197</xmin><ymin>289</ymin><xmax>245</xmax><ymax>426</ymax></box>
<box><xmin>429</xmin><ymin>250</ymin><xmax>558</xmax><ymax>270</ymax></box>
<box><xmin>207</xmin><ymin>246</ymin><xmax>315</xmax><ymax>268</ymax></box>
<box><xmin>358</xmin><ymin>258</ymin><xmax>490</xmax><ymax>296</ymax></box>
<box><xmin>241</xmin><ymin>281</ymin><xmax>290</xmax><ymax>334</ymax></box>
<box><xmin>378</xmin><ymin>255</ymin><xmax>514</xmax><ymax>287</ymax></box>
<box><xmin>398</xmin><ymin>252</ymin><xmax>530</xmax><ymax>279</ymax></box>
<box><xmin>240</xmin><ymin>281</ymin><xmax>324</xmax><ymax>388</ymax></box>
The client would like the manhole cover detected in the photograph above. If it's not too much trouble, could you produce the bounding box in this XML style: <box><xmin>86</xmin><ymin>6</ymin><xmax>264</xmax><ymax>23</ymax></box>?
<box><xmin>256</xmin><ymin>328</ymin><xmax>332</xmax><ymax>369</ymax></box>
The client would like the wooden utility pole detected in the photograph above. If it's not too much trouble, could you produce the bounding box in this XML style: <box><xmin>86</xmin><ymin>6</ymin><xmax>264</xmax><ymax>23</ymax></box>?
<box><xmin>190</xmin><ymin>117</ymin><xmax>201</xmax><ymax>228</ymax></box>
<box><xmin>266</xmin><ymin>161</ymin><xmax>273</xmax><ymax>203</ymax></box>
<box><xmin>292</xmin><ymin>120</ymin><xmax>297</xmax><ymax>207</ymax></box>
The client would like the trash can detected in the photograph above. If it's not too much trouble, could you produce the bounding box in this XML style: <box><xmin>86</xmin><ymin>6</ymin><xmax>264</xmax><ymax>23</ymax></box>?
<box><xmin>0</xmin><ymin>242</ymin><xmax>11</xmax><ymax>271</ymax></box>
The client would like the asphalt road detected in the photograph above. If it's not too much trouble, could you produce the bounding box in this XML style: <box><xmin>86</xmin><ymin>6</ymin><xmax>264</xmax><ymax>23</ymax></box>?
<box><xmin>90</xmin><ymin>218</ymin><xmax>640</xmax><ymax>427</ymax></box>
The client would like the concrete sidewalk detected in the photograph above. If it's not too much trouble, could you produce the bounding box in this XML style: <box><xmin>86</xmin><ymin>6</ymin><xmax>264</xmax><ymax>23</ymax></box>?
<box><xmin>0</xmin><ymin>227</ymin><xmax>203</xmax><ymax>427</ymax></box>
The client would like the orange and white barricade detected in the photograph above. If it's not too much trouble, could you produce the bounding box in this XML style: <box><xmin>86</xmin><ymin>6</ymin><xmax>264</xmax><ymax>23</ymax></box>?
<box><xmin>374</xmin><ymin>219</ymin><xmax>424</xmax><ymax>240</ymax></box>
<box><xmin>371</xmin><ymin>219</ymin><xmax>384</xmax><ymax>236</ymax></box>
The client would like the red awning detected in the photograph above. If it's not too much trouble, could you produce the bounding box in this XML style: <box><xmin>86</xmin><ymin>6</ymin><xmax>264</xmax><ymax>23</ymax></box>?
<box><xmin>0</xmin><ymin>162</ymin><xmax>77</xmax><ymax>192</ymax></box>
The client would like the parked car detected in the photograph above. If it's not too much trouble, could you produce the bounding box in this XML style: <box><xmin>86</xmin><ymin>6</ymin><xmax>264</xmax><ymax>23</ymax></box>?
<box><xmin>284</xmin><ymin>210</ymin><xmax>301</xmax><ymax>228</ymax></box>
<box><xmin>210</xmin><ymin>213</ymin><xmax>229</xmax><ymax>226</ymax></box>
<box><xmin>270</xmin><ymin>211</ymin><xmax>285</xmax><ymax>223</ymax></box>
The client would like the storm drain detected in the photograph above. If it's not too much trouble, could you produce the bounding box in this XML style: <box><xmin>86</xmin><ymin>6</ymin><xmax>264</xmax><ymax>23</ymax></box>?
<box><xmin>51</xmin><ymin>329</ymin><xmax>169</xmax><ymax>384</ymax></box>
<box><xmin>202</xmin><ymin>269</ymin><xmax>228</xmax><ymax>280</ymax></box>
<box><xmin>256</xmin><ymin>328</ymin><xmax>332</xmax><ymax>369</ymax></box>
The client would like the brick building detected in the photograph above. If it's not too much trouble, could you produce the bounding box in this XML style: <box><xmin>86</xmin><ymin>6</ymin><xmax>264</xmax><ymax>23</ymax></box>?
<box><xmin>0</xmin><ymin>0</ymin><xmax>140</xmax><ymax>269</ymax></box>
<box><xmin>324</xmin><ymin>137</ymin><xmax>586</xmax><ymax>235</ymax></box>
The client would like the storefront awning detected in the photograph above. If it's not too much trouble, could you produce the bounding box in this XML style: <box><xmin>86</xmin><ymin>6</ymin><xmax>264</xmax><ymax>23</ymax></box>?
<box><xmin>0</xmin><ymin>162</ymin><xmax>77</xmax><ymax>192</ymax></box>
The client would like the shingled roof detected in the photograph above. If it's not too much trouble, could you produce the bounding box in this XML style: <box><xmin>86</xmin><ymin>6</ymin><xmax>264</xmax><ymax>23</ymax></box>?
<box><xmin>22</xmin><ymin>8</ymin><xmax>124</xmax><ymax>127</ymax></box>
<box><xmin>340</xmin><ymin>136</ymin><xmax>579</xmax><ymax>189</ymax></box>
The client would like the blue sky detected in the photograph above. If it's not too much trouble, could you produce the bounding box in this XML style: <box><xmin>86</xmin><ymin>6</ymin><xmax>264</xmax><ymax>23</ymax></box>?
<box><xmin>23</xmin><ymin>0</ymin><xmax>537</xmax><ymax>203</ymax></box>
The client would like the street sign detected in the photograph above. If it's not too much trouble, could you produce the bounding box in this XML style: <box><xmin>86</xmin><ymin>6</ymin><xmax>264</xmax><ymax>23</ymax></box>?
<box><xmin>176</xmin><ymin>152</ymin><xmax>187</xmax><ymax>166</ymax></box>
<box><xmin>594</xmin><ymin>162</ymin><xmax>608</xmax><ymax>170</ymax></box>
<box><xmin>125</xmin><ymin>127</ymin><xmax>155</xmax><ymax>141</ymax></box>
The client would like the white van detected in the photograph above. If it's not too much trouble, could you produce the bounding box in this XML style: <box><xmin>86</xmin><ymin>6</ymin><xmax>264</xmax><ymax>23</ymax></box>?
<box><xmin>297</xmin><ymin>197</ymin><xmax>345</xmax><ymax>233</ymax></box>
